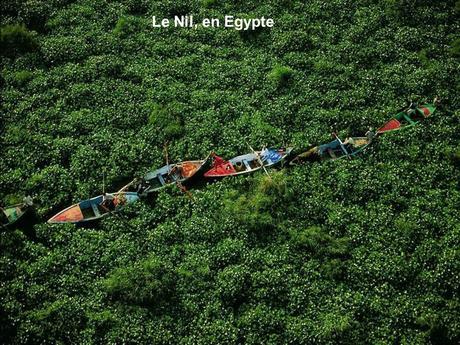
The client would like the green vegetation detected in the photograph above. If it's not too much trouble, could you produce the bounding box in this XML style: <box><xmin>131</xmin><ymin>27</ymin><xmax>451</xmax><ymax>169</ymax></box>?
<box><xmin>450</xmin><ymin>38</ymin><xmax>460</xmax><ymax>57</ymax></box>
<box><xmin>0</xmin><ymin>24</ymin><xmax>38</xmax><ymax>57</ymax></box>
<box><xmin>268</xmin><ymin>65</ymin><xmax>294</xmax><ymax>87</ymax></box>
<box><xmin>103</xmin><ymin>255</ymin><xmax>177</xmax><ymax>308</ymax></box>
<box><xmin>0</xmin><ymin>0</ymin><xmax>459</xmax><ymax>344</ymax></box>
<box><xmin>148</xmin><ymin>102</ymin><xmax>185</xmax><ymax>141</ymax></box>
<box><xmin>113</xmin><ymin>17</ymin><xmax>129</xmax><ymax>37</ymax></box>
<box><xmin>202</xmin><ymin>0</ymin><xmax>217</xmax><ymax>9</ymax></box>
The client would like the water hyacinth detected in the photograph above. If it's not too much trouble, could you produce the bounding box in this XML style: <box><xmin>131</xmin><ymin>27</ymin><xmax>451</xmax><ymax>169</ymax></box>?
<box><xmin>1</xmin><ymin>1</ymin><xmax>459</xmax><ymax>344</ymax></box>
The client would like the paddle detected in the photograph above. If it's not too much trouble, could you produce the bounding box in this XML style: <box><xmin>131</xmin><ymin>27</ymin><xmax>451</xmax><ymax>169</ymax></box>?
<box><xmin>164</xmin><ymin>142</ymin><xmax>171</xmax><ymax>174</ymax></box>
<box><xmin>163</xmin><ymin>142</ymin><xmax>186</xmax><ymax>194</ymax></box>
<box><xmin>332</xmin><ymin>133</ymin><xmax>352</xmax><ymax>160</ymax></box>
<box><xmin>164</xmin><ymin>142</ymin><xmax>200</xmax><ymax>197</ymax></box>
<box><xmin>99</xmin><ymin>169</ymin><xmax>135</xmax><ymax>226</ymax></box>
<box><xmin>102</xmin><ymin>168</ymin><xmax>106</xmax><ymax>194</ymax></box>
<box><xmin>176</xmin><ymin>181</ymin><xmax>194</xmax><ymax>200</ymax></box>
<box><xmin>164</xmin><ymin>142</ymin><xmax>183</xmax><ymax>185</ymax></box>
<box><xmin>117</xmin><ymin>178</ymin><xmax>136</xmax><ymax>193</ymax></box>
<box><xmin>247</xmin><ymin>142</ymin><xmax>271</xmax><ymax>178</ymax></box>
<box><xmin>99</xmin><ymin>194</ymin><xmax>135</xmax><ymax>228</ymax></box>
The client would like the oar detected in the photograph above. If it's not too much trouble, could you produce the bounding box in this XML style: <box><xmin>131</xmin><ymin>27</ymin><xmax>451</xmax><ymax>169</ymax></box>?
<box><xmin>99</xmin><ymin>172</ymin><xmax>129</xmax><ymax>223</ymax></box>
<box><xmin>332</xmin><ymin>133</ymin><xmax>352</xmax><ymax>160</ymax></box>
<box><xmin>164</xmin><ymin>143</ymin><xmax>192</xmax><ymax>194</ymax></box>
<box><xmin>117</xmin><ymin>178</ymin><xmax>137</xmax><ymax>193</ymax></box>
<box><xmin>99</xmin><ymin>195</ymin><xmax>135</xmax><ymax>228</ymax></box>
<box><xmin>101</xmin><ymin>205</ymin><xmax>132</xmax><ymax>228</ymax></box>
<box><xmin>247</xmin><ymin>142</ymin><xmax>271</xmax><ymax>178</ymax></box>
<box><xmin>102</xmin><ymin>168</ymin><xmax>106</xmax><ymax>194</ymax></box>
<box><xmin>164</xmin><ymin>142</ymin><xmax>171</xmax><ymax>174</ymax></box>
<box><xmin>176</xmin><ymin>181</ymin><xmax>194</xmax><ymax>200</ymax></box>
<box><xmin>164</xmin><ymin>142</ymin><xmax>186</xmax><ymax>194</ymax></box>
<box><xmin>163</xmin><ymin>142</ymin><xmax>185</xmax><ymax>193</ymax></box>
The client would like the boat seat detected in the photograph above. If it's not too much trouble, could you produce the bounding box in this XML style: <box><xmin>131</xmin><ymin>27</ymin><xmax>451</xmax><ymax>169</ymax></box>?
<box><xmin>158</xmin><ymin>174</ymin><xmax>166</xmax><ymax>186</ymax></box>
<box><xmin>81</xmin><ymin>205</ymin><xmax>96</xmax><ymax>219</ymax></box>
<box><xmin>403</xmin><ymin>114</ymin><xmax>416</xmax><ymax>124</ymax></box>
<box><xmin>91</xmin><ymin>203</ymin><xmax>100</xmax><ymax>217</ymax></box>
<box><xmin>243</xmin><ymin>159</ymin><xmax>251</xmax><ymax>170</ymax></box>
<box><xmin>170</xmin><ymin>171</ymin><xmax>180</xmax><ymax>181</ymax></box>
<box><xmin>339</xmin><ymin>143</ymin><xmax>350</xmax><ymax>156</ymax></box>
<box><xmin>328</xmin><ymin>149</ymin><xmax>337</xmax><ymax>159</ymax></box>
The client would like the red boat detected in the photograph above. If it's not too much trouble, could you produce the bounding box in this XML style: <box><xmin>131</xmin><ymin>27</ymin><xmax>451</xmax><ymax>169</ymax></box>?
<box><xmin>204</xmin><ymin>148</ymin><xmax>293</xmax><ymax>178</ymax></box>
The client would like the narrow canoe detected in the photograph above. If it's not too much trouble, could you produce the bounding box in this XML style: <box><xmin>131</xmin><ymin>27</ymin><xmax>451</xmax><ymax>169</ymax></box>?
<box><xmin>377</xmin><ymin>102</ymin><xmax>436</xmax><ymax>134</ymax></box>
<box><xmin>290</xmin><ymin>137</ymin><xmax>371</xmax><ymax>164</ymax></box>
<box><xmin>204</xmin><ymin>147</ymin><xmax>293</xmax><ymax>178</ymax></box>
<box><xmin>140</xmin><ymin>157</ymin><xmax>212</xmax><ymax>195</ymax></box>
<box><xmin>48</xmin><ymin>192</ymin><xmax>139</xmax><ymax>224</ymax></box>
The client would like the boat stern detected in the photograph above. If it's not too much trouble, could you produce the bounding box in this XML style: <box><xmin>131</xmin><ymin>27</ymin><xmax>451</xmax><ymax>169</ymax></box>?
<box><xmin>48</xmin><ymin>204</ymin><xmax>84</xmax><ymax>224</ymax></box>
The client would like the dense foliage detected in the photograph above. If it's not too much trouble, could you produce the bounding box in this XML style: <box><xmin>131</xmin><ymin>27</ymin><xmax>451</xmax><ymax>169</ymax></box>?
<box><xmin>1</xmin><ymin>0</ymin><xmax>459</xmax><ymax>344</ymax></box>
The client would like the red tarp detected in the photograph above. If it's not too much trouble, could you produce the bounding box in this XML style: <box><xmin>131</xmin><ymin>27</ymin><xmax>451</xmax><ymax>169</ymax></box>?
<box><xmin>205</xmin><ymin>154</ymin><xmax>237</xmax><ymax>177</ymax></box>
<box><xmin>212</xmin><ymin>154</ymin><xmax>227</xmax><ymax>167</ymax></box>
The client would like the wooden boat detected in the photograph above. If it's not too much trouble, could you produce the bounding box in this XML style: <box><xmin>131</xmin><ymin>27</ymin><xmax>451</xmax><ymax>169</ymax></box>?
<box><xmin>118</xmin><ymin>154</ymin><xmax>212</xmax><ymax>196</ymax></box>
<box><xmin>48</xmin><ymin>192</ymin><xmax>139</xmax><ymax>224</ymax></box>
<box><xmin>138</xmin><ymin>156</ymin><xmax>212</xmax><ymax>195</ymax></box>
<box><xmin>204</xmin><ymin>147</ymin><xmax>293</xmax><ymax>178</ymax></box>
<box><xmin>290</xmin><ymin>136</ymin><xmax>371</xmax><ymax>164</ymax></box>
<box><xmin>0</xmin><ymin>202</ymin><xmax>31</xmax><ymax>229</ymax></box>
<box><xmin>377</xmin><ymin>102</ymin><xmax>437</xmax><ymax>134</ymax></box>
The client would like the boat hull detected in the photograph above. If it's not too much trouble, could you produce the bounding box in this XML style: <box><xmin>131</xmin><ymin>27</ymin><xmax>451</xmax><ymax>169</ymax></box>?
<box><xmin>377</xmin><ymin>103</ymin><xmax>436</xmax><ymax>134</ymax></box>
<box><xmin>291</xmin><ymin>137</ymin><xmax>370</xmax><ymax>164</ymax></box>
<box><xmin>204</xmin><ymin>148</ymin><xmax>293</xmax><ymax>178</ymax></box>
<box><xmin>48</xmin><ymin>192</ymin><xmax>139</xmax><ymax>224</ymax></box>
<box><xmin>142</xmin><ymin>158</ymin><xmax>211</xmax><ymax>195</ymax></box>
